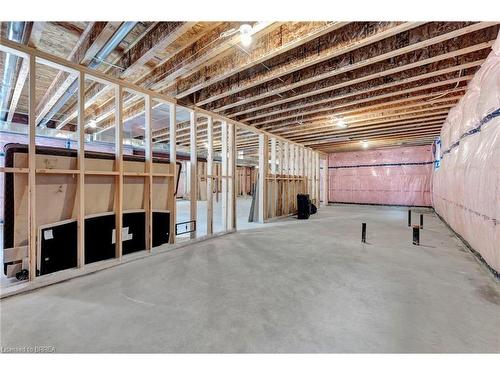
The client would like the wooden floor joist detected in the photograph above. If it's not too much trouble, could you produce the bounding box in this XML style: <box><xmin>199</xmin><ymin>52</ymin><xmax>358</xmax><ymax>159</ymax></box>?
<box><xmin>205</xmin><ymin>22</ymin><xmax>497</xmax><ymax>114</ymax></box>
<box><xmin>2</xmin><ymin>21</ymin><xmax>498</xmax><ymax>156</ymax></box>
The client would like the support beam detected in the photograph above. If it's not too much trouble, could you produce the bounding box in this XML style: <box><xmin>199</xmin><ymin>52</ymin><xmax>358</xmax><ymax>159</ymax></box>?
<box><xmin>199</xmin><ymin>22</ymin><xmax>418</xmax><ymax>109</ymax></box>
<box><xmin>315</xmin><ymin>153</ymin><xmax>320</xmax><ymax>205</ymax></box>
<box><xmin>6</xmin><ymin>22</ymin><xmax>45</xmax><ymax>123</ymax></box>
<box><xmin>321</xmin><ymin>156</ymin><xmax>328</xmax><ymax>207</ymax></box>
<box><xmin>27</xmin><ymin>22</ymin><xmax>46</xmax><ymax>48</ymax></box>
<box><xmin>228</xmin><ymin>122</ymin><xmax>236</xmax><ymax>230</ymax></box>
<box><xmin>189</xmin><ymin>110</ymin><xmax>197</xmax><ymax>239</ymax></box>
<box><xmin>206</xmin><ymin>116</ymin><xmax>214</xmax><ymax>235</ymax></box>
<box><xmin>169</xmin><ymin>103</ymin><xmax>176</xmax><ymax>244</ymax></box>
<box><xmin>173</xmin><ymin>22</ymin><xmax>337</xmax><ymax>99</ymax></box>
<box><xmin>270</xmin><ymin>137</ymin><xmax>277</xmax><ymax>218</ymax></box>
<box><xmin>208</xmin><ymin>22</ymin><xmax>496</xmax><ymax>113</ymax></box>
<box><xmin>114</xmin><ymin>85</ymin><xmax>124</xmax><ymax>259</ymax></box>
<box><xmin>98</xmin><ymin>40</ymin><xmax>488</xmax><ymax>137</ymax></box>
<box><xmin>258</xmin><ymin>133</ymin><xmax>269</xmax><ymax>223</ymax></box>
<box><xmin>28</xmin><ymin>53</ymin><xmax>36</xmax><ymax>281</ymax></box>
<box><xmin>252</xmin><ymin>42</ymin><xmax>490</xmax><ymax>128</ymax></box>
<box><xmin>240</xmin><ymin>58</ymin><xmax>483</xmax><ymax>123</ymax></box>
<box><xmin>35</xmin><ymin>22</ymin><xmax>113</xmax><ymax>125</ymax></box>
<box><xmin>140</xmin><ymin>22</ymin><xmax>250</xmax><ymax>90</ymax></box>
<box><xmin>6</xmin><ymin>57</ymin><xmax>29</xmax><ymax>123</ymax></box>
<box><xmin>77</xmin><ymin>71</ymin><xmax>85</xmax><ymax>266</ymax></box>
<box><xmin>144</xmin><ymin>94</ymin><xmax>153</xmax><ymax>251</ymax></box>
<box><xmin>283</xmin><ymin>142</ymin><xmax>289</xmax><ymax>215</ymax></box>
<box><xmin>221</xmin><ymin>121</ymin><xmax>228</xmax><ymax>229</ymax></box>
<box><xmin>111</xmin><ymin>22</ymin><xmax>194</xmax><ymax>82</ymax></box>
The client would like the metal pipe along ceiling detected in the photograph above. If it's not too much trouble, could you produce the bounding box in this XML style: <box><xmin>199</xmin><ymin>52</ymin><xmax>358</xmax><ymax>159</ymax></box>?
<box><xmin>39</xmin><ymin>21</ymin><xmax>138</xmax><ymax>128</ymax></box>
<box><xmin>0</xmin><ymin>22</ymin><xmax>26</xmax><ymax>122</ymax></box>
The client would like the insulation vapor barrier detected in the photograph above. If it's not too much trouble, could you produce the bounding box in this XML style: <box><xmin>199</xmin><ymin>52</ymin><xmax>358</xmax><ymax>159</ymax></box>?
<box><xmin>328</xmin><ymin>145</ymin><xmax>433</xmax><ymax>206</ymax></box>
<box><xmin>433</xmin><ymin>32</ymin><xmax>500</xmax><ymax>274</ymax></box>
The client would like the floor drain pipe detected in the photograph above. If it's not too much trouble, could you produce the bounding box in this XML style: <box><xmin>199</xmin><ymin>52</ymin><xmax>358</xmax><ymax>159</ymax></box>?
<box><xmin>412</xmin><ymin>225</ymin><xmax>420</xmax><ymax>246</ymax></box>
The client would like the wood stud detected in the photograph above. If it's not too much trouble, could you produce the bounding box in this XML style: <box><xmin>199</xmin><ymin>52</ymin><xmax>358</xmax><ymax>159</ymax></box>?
<box><xmin>0</xmin><ymin>36</ymin><xmax>322</xmax><ymax>295</ymax></box>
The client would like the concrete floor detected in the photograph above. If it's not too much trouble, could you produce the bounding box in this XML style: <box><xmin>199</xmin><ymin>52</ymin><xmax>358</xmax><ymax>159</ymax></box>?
<box><xmin>1</xmin><ymin>204</ymin><xmax>499</xmax><ymax>353</ymax></box>
<box><xmin>0</xmin><ymin>197</ymin><xmax>261</xmax><ymax>287</ymax></box>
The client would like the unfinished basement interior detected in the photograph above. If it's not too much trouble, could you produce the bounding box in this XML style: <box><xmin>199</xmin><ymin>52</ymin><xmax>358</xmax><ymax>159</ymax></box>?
<box><xmin>0</xmin><ymin>19</ymin><xmax>499</xmax><ymax>354</ymax></box>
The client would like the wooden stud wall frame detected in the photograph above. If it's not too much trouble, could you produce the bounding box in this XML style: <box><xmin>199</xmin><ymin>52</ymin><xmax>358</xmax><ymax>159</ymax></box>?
<box><xmin>0</xmin><ymin>38</ymin><xmax>321</xmax><ymax>297</ymax></box>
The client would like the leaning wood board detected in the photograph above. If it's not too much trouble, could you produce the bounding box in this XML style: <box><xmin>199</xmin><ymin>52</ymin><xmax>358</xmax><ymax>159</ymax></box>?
<box><xmin>10</xmin><ymin>153</ymin><xmax>175</xmax><ymax>247</ymax></box>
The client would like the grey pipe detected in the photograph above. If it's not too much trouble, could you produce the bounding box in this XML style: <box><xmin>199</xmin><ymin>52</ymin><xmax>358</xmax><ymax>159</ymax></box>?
<box><xmin>0</xmin><ymin>22</ymin><xmax>25</xmax><ymax>122</ymax></box>
<box><xmin>39</xmin><ymin>21</ymin><xmax>137</xmax><ymax>128</ymax></box>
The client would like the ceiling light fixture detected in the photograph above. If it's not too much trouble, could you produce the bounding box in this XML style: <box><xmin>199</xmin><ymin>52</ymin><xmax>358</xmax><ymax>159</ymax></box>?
<box><xmin>361</xmin><ymin>140</ymin><xmax>369</xmax><ymax>148</ymax></box>
<box><xmin>89</xmin><ymin>119</ymin><xmax>97</xmax><ymax>129</ymax></box>
<box><xmin>336</xmin><ymin>118</ymin><xmax>348</xmax><ymax>128</ymax></box>
<box><xmin>239</xmin><ymin>24</ymin><xmax>253</xmax><ymax>47</ymax></box>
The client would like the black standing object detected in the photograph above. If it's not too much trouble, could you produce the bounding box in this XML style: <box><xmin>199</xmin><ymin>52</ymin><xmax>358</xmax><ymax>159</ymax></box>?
<box><xmin>361</xmin><ymin>223</ymin><xmax>366</xmax><ymax>243</ymax></box>
<box><xmin>297</xmin><ymin>194</ymin><xmax>311</xmax><ymax>219</ymax></box>
<box><xmin>122</xmin><ymin>211</ymin><xmax>146</xmax><ymax>255</ymax></box>
<box><xmin>412</xmin><ymin>225</ymin><xmax>420</xmax><ymax>245</ymax></box>
<box><xmin>38</xmin><ymin>220</ymin><xmax>78</xmax><ymax>275</ymax></box>
<box><xmin>85</xmin><ymin>213</ymin><xmax>116</xmax><ymax>264</ymax></box>
<box><xmin>420</xmin><ymin>214</ymin><xmax>424</xmax><ymax>229</ymax></box>
<box><xmin>152</xmin><ymin>211</ymin><xmax>170</xmax><ymax>247</ymax></box>
<box><xmin>408</xmin><ymin>209</ymin><xmax>412</xmax><ymax>227</ymax></box>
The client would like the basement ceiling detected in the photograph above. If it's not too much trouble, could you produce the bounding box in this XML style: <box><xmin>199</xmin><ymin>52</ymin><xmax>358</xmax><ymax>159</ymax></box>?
<box><xmin>1</xmin><ymin>21</ymin><xmax>499</xmax><ymax>152</ymax></box>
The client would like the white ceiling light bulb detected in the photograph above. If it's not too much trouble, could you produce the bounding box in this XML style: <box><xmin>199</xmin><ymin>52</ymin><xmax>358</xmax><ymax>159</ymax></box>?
<box><xmin>336</xmin><ymin>118</ymin><xmax>348</xmax><ymax>128</ymax></box>
<box><xmin>361</xmin><ymin>140</ymin><xmax>369</xmax><ymax>148</ymax></box>
<box><xmin>89</xmin><ymin>119</ymin><xmax>97</xmax><ymax>129</ymax></box>
<box><xmin>239</xmin><ymin>24</ymin><xmax>253</xmax><ymax>47</ymax></box>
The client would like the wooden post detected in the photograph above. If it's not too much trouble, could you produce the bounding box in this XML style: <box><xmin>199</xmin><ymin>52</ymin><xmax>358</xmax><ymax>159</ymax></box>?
<box><xmin>258</xmin><ymin>133</ymin><xmax>268</xmax><ymax>223</ymax></box>
<box><xmin>316</xmin><ymin>152</ymin><xmax>320</xmax><ymax>206</ymax></box>
<box><xmin>206</xmin><ymin>116</ymin><xmax>213</xmax><ymax>235</ymax></box>
<box><xmin>144</xmin><ymin>95</ymin><xmax>153</xmax><ymax>250</ymax></box>
<box><xmin>308</xmin><ymin>149</ymin><xmax>312</xmax><ymax>198</ymax></box>
<box><xmin>277</xmin><ymin>140</ymin><xmax>283</xmax><ymax>216</ymax></box>
<box><xmin>322</xmin><ymin>155</ymin><xmax>329</xmax><ymax>207</ymax></box>
<box><xmin>283</xmin><ymin>142</ymin><xmax>289</xmax><ymax>215</ymax></box>
<box><xmin>189</xmin><ymin>110</ymin><xmax>197</xmax><ymax>239</ymax></box>
<box><xmin>300</xmin><ymin>148</ymin><xmax>303</xmax><ymax>183</ymax></box>
<box><xmin>295</xmin><ymin>145</ymin><xmax>300</xmax><ymax>176</ymax></box>
<box><xmin>287</xmin><ymin>143</ymin><xmax>295</xmax><ymax>213</ymax></box>
<box><xmin>300</xmin><ymin>147</ymin><xmax>305</xmax><ymax>193</ymax></box>
<box><xmin>77</xmin><ymin>71</ymin><xmax>85</xmax><ymax>265</ymax></box>
<box><xmin>114</xmin><ymin>85</ymin><xmax>123</xmax><ymax>259</ymax></box>
<box><xmin>312</xmin><ymin>151</ymin><xmax>316</xmax><ymax>203</ymax></box>
<box><xmin>169</xmin><ymin>102</ymin><xmax>176</xmax><ymax>244</ymax></box>
<box><xmin>221</xmin><ymin>121</ymin><xmax>228</xmax><ymax>230</ymax></box>
<box><xmin>28</xmin><ymin>54</ymin><xmax>36</xmax><ymax>280</ymax></box>
<box><xmin>228</xmin><ymin>122</ymin><xmax>236</xmax><ymax>230</ymax></box>
<box><xmin>312</xmin><ymin>151</ymin><xmax>316</xmax><ymax>202</ymax></box>
<box><xmin>304</xmin><ymin>148</ymin><xmax>308</xmax><ymax>196</ymax></box>
<box><xmin>270</xmin><ymin>137</ymin><xmax>277</xmax><ymax>218</ymax></box>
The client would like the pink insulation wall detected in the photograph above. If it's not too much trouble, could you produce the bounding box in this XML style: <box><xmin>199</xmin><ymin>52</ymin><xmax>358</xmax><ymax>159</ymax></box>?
<box><xmin>433</xmin><ymin>38</ymin><xmax>500</xmax><ymax>274</ymax></box>
<box><xmin>328</xmin><ymin>145</ymin><xmax>433</xmax><ymax>206</ymax></box>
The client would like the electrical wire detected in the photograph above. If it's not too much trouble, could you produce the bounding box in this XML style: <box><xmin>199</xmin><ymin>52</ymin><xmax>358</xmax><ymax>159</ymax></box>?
<box><xmin>424</xmin><ymin>69</ymin><xmax>464</xmax><ymax>103</ymax></box>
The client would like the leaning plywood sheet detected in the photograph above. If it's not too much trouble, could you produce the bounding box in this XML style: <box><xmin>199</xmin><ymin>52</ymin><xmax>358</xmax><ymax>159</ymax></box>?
<box><xmin>4</xmin><ymin>145</ymin><xmax>176</xmax><ymax>251</ymax></box>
